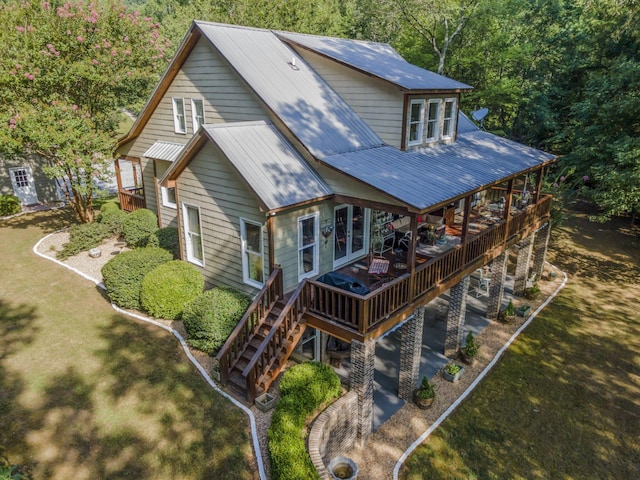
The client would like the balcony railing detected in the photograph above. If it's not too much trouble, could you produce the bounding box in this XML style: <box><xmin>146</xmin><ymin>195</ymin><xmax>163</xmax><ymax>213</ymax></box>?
<box><xmin>306</xmin><ymin>195</ymin><xmax>552</xmax><ymax>338</ymax></box>
<box><xmin>118</xmin><ymin>188</ymin><xmax>145</xmax><ymax>212</ymax></box>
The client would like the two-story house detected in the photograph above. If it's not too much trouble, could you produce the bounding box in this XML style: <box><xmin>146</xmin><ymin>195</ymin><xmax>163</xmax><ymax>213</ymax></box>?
<box><xmin>115</xmin><ymin>21</ymin><xmax>555</xmax><ymax>440</ymax></box>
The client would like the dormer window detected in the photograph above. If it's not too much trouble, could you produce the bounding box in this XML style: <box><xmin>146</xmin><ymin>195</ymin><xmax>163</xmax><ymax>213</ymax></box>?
<box><xmin>406</xmin><ymin>96</ymin><xmax>458</xmax><ymax>148</ymax></box>
<box><xmin>172</xmin><ymin>98</ymin><xmax>186</xmax><ymax>134</ymax></box>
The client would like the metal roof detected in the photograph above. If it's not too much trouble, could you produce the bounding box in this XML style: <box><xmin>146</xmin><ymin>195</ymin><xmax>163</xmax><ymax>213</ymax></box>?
<box><xmin>142</xmin><ymin>141</ymin><xmax>185</xmax><ymax>162</ymax></box>
<box><xmin>195</xmin><ymin>21</ymin><xmax>384</xmax><ymax>158</ymax></box>
<box><xmin>277</xmin><ymin>32</ymin><xmax>473</xmax><ymax>92</ymax></box>
<box><xmin>200</xmin><ymin>121</ymin><xmax>333</xmax><ymax>211</ymax></box>
<box><xmin>321</xmin><ymin>128</ymin><xmax>555</xmax><ymax>211</ymax></box>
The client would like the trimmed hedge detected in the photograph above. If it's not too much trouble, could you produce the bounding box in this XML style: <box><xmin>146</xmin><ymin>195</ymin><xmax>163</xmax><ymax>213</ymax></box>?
<box><xmin>182</xmin><ymin>287</ymin><xmax>251</xmax><ymax>354</ymax></box>
<box><xmin>147</xmin><ymin>226</ymin><xmax>180</xmax><ymax>258</ymax></box>
<box><xmin>140</xmin><ymin>260</ymin><xmax>204</xmax><ymax>320</ymax></box>
<box><xmin>0</xmin><ymin>194</ymin><xmax>21</xmax><ymax>216</ymax></box>
<box><xmin>268</xmin><ymin>362</ymin><xmax>341</xmax><ymax>480</ymax></box>
<box><xmin>101</xmin><ymin>247</ymin><xmax>172</xmax><ymax>309</ymax></box>
<box><xmin>58</xmin><ymin>221</ymin><xmax>111</xmax><ymax>260</ymax></box>
<box><xmin>122</xmin><ymin>208</ymin><xmax>158</xmax><ymax>248</ymax></box>
<box><xmin>97</xmin><ymin>203</ymin><xmax>127</xmax><ymax>236</ymax></box>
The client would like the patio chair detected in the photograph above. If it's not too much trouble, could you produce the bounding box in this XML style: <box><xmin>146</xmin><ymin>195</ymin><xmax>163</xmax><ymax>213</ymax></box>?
<box><xmin>469</xmin><ymin>268</ymin><xmax>490</xmax><ymax>297</ymax></box>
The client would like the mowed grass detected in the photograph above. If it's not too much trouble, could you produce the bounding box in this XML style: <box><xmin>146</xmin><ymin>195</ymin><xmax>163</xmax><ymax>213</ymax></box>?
<box><xmin>0</xmin><ymin>210</ymin><xmax>257</xmax><ymax>479</ymax></box>
<box><xmin>401</xmin><ymin>207</ymin><xmax>640</xmax><ymax>479</ymax></box>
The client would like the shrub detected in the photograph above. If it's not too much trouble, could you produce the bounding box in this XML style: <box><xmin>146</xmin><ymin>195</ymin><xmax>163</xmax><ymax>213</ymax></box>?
<box><xmin>268</xmin><ymin>362</ymin><xmax>341</xmax><ymax>480</ymax></box>
<box><xmin>147</xmin><ymin>226</ymin><xmax>180</xmax><ymax>258</ymax></box>
<box><xmin>57</xmin><ymin>221</ymin><xmax>111</xmax><ymax>260</ymax></box>
<box><xmin>101</xmin><ymin>247</ymin><xmax>172</xmax><ymax>309</ymax></box>
<box><xmin>0</xmin><ymin>194</ymin><xmax>21</xmax><ymax>216</ymax></box>
<box><xmin>122</xmin><ymin>208</ymin><xmax>158</xmax><ymax>247</ymax></box>
<box><xmin>98</xmin><ymin>203</ymin><xmax>127</xmax><ymax>236</ymax></box>
<box><xmin>182</xmin><ymin>287</ymin><xmax>251</xmax><ymax>354</ymax></box>
<box><xmin>140</xmin><ymin>260</ymin><xmax>204</xmax><ymax>319</ymax></box>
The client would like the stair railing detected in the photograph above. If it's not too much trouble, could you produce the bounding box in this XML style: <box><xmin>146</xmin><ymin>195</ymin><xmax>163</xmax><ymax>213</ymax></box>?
<box><xmin>216</xmin><ymin>267</ymin><xmax>283</xmax><ymax>384</ymax></box>
<box><xmin>243</xmin><ymin>280</ymin><xmax>308</xmax><ymax>402</ymax></box>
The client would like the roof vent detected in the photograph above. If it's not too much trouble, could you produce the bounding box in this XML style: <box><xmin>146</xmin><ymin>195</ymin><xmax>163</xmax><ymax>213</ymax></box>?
<box><xmin>288</xmin><ymin>56</ymin><xmax>300</xmax><ymax>71</ymax></box>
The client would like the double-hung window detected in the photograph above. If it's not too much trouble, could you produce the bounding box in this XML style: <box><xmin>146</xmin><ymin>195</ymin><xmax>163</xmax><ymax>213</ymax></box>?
<box><xmin>407</xmin><ymin>99</ymin><xmax>425</xmax><ymax>146</ymax></box>
<box><xmin>240</xmin><ymin>218</ymin><xmax>264</xmax><ymax>288</ymax></box>
<box><xmin>298</xmin><ymin>213</ymin><xmax>319</xmax><ymax>280</ymax></box>
<box><xmin>172</xmin><ymin>98</ymin><xmax>186</xmax><ymax>134</ymax></box>
<box><xmin>183</xmin><ymin>203</ymin><xmax>204</xmax><ymax>266</ymax></box>
<box><xmin>442</xmin><ymin>98</ymin><xmax>456</xmax><ymax>139</ymax></box>
<box><xmin>191</xmin><ymin>99</ymin><xmax>205</xmax><ymax>132</ymax></box>
<box><xmin>426</xmin><ymin>99</ymin><xmax>441</xmax><ymax>142</ymax></box>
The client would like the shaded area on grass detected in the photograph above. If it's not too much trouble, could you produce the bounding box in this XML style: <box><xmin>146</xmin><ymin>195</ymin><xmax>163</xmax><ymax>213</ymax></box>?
<box><xmin>0</xmin><ymin>211</ymin><xmax>258</xmax><ymax>479</ymax></box>
<box><xmin>401</xmin><ymin>210</ymin><xmax>640</xmax><ymax>479</ymax></box>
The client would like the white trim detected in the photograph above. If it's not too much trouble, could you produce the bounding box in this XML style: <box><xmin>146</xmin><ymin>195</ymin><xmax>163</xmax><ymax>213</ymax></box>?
<box><xmin>240</xmin><ymin>218</ymin><xmax>265</xmax><ymax>289</ymax></box>
<box><xmin>9</xmin><ymin>166</ymin><xmax>38</xmax><ymax>205</ymax></box>
<box><xmin>442</xmin><ymin>98</ymin><xmax>457</xmax><ymax>139</ymax></box>
<box><xmin>191</xmin><ymin>98</ymin><xmax>205</xmax><ymax>132</ymax></box>
<box><xmin>182</xmin><ymin>203</ymin><xmax>204</xmax><ymax>266</ymax></box>
<box><xmin>332</xmin><ymin>205</ymin><xmax>370</xmax><ymax>269</ymax></box>
<box><xmin>298</xmin><ymin>212</ymin><xmax>319</xmax><ymax>281</ymax></box>
<box><xmin>172</xmin><ymin>98</ymin><xmax>186</xmax><ymax>134</ymax></box>
<box><xmin>407</xmin><ymin>99</ymin><xmax>425</xmax><ymax>147</ymax></box>
<box><xmin>161</xmin><ymin>186</ymin><xmax>177</xmax><ymax>209</ymax></box>
<box><xmin>425</xmin><ymin>99</ymin><xmax>441</xmax><ymax>143</ymax></box>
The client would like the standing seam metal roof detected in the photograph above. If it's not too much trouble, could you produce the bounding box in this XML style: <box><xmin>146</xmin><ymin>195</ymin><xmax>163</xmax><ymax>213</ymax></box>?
<box><xmin>200</xmin><ymin>122</ymin><xmax>332</xmax><ymax>211</ymax></box>
<box><xmin>277</xmin><ymin>32</ymin><xmax>473</xmax><ymax>91</ymax></box>
<box><xmin>195</xmin><ymin>21</ymin><xmax>384</xmax><ymax>159</ymax></box>
<box><xmin>142</xmin><ymin>141</ymin><xmax>185</xmax><ymax>162</ymax></box>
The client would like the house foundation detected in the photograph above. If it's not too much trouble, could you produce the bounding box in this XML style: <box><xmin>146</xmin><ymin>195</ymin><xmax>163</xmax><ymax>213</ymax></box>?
<box><xmin>487</xmin><ymin>251</ymin><xmax>509</xmax><ymax>319</ymax></box>
<box><xmin>513</xmin><ymin>235</ymin><xmax>534</xmax><ymax>296</ymax></box>
<box><xmin>398</xmin><ymin>306</ymin><xmax>426</xmax><ymax>401</ymax></box>
<box><xmin>445</xmin><ymin>276</ymin><xmax>470</xmax><ymax>357</ymax></box>
<box><xmin>350</xmin><ymin>338</ymin><xmax>376</xmax><ymax>442</ymax></box>
<box><xmin>531</xmin><ymin>223</ymin><xmax>551</xmax><ymax>279</ymax></box>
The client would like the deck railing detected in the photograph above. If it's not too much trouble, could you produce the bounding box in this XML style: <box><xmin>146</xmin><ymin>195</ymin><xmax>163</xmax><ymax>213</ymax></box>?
<box><xmin>217</xmin><ymin>267</ymin><xmax>283</xmax><ymax>384</ymax></box>
<box><xmin>118</xmin><ymin>189</ymin><xmax>145</xmax><ymax>212</ymax></box>
<box><xmin>307</xmin><ymin>195</ymin><xmax>552</xmax><ymax>337</ymax></box>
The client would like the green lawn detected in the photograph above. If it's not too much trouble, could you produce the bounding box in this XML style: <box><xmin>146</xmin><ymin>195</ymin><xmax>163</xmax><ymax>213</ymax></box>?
<box><xmin>0</xmin><ymin>210</ymin><xmax>257</xmax><ymax>479</ymax></box>
<box><xmin>401</xmin><ymin>208</ymin><xmax>640</xmax><ymax>479</ymax></box>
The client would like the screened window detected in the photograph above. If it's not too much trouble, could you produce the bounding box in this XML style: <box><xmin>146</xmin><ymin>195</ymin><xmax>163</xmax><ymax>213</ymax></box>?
<box><xmin>298</xmin><ymin>213</ymin><xmax>319</xmax><ymax>280</ymax></box>
<box><xmin>191</xmin><ymin>99</ymin><xmax>205</xmax><ymax>132</ymax></box>
<box><xmin>183</xmin><ymin>203</ymin><xmax>204</xmax><ymax>266</ymax></box>
<box><xmin>408</xmin><ymin>99</ymin><xmax>424</xmax><ymax>146</ymax></box>
<box><xmin>172</xmin><ymin>98</ymin><xmax>186</xmax><ymax>134</ymax></box>
<box><xmin>241</xmin><ymin>219</ymin><xmax>264</xmax><ymax>287</ymax></box>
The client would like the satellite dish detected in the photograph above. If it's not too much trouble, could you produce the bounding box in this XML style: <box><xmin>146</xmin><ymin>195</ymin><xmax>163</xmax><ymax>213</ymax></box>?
<box><xmin>471</xmin><ymin>107</ymin><xmax>489</xmax><ymax>122</ymax></box>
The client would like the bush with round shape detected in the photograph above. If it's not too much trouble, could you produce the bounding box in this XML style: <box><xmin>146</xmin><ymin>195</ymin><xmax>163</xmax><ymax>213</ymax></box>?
<box><xmin>182</xmin><ymin>287</ymin><xmax>251</xmax><ymax>354</ymax></box>
<box><xmin>0</xmin><ymin>194</ymin><xmax>21</xmax><ymax>216</ymax></box>
<box><xmin>147</xmin><ymin>226</ymin><xmax>180</xmax><ymax>258</ymax></box>
<box><xmin>122</xmin><ymin>208</ymin><xmax>158</xmax><ymax>247</ymax></box>
<box><xmin>98</xmin><ymin>204</ymin><xmax>127</xmax><ymax>236</ymax></box>
<box><xmin>101</xmin><ymin>247</ymin><xmax>172</xmax><ymax>309</ymax></box>
<box><xmin>140</xmin><ymin>260</ymin><xmax>204</xmax><ymax>320</ymax></box>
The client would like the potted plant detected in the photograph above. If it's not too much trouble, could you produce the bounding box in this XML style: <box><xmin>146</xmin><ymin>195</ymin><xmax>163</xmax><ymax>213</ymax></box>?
<box><xmin>516</xmin><ymin>304</ymin><xmax>532</xmax><ymax>317</ymax></box>
<box><xmin>499</xmin><ymin>299</ymin><xmax>517</xmax><ymax>323</ymax></box>
<box><xmin>443</xmin><ymin>363</ymin><xmax>464</xmax><ymax>383</ymax></box>
<box><xmin>254</xmin><ymin>392</ymin><xmax>276</xmax><ymax>412</ymax></box>
<box><xmin>524</xmin><ymin>283</ymin><xmax>541</xmax><ymax>300</ymax></box>
<box><xmin>211</xmin><ymin>363</ymin><xmax>221</xmax><ymax>382</ymax></box>
<box><xmin>460</xmin><ymin>332</ymin><xmax>479</xmax><ymax>365</ymax></box>
<box><xmin>413</xmin><ymin>376</ymin><xmax>435</xmax><ymax>409</ymax></box>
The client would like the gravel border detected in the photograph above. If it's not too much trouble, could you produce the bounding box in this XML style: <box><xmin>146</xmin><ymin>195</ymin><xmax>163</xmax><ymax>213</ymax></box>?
<box><xmin>37</xmin><ymin>230</ymin><xmax>564</xmax><ymax>480</ymax></box>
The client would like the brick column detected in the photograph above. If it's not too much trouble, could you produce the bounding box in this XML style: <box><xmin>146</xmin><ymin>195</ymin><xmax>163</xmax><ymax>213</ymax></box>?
<box><xmin>531</xmin><ymin>223</ymin><xmax>551</xmax><ymax>279</ymax></box>
<box><xmin>513</xmin><ymin>235</ymin><xmax>534</xmax><ymax>296</ymax></box>
<box><xmin>487</xmin><ymin>251</ymin><xmax>508</xmax><ymax>319</ymax></box>
<box><xmin>445</xmin><ymin>276</ymin><xmax>470</xmax><ymax>357</ymax></box>
<box><xmin>398</xmin><ymin>306</ymin><xmax>425</xmax><ymax>401</ymax></box>
<box><xmin>350</xmin><ymin>338</ymin><xmax>376</xmax><ymax>442</ymax></box>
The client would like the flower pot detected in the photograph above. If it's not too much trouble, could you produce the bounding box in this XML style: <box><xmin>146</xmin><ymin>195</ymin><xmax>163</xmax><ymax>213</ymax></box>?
<box><xmin>459</xmin><ymin>350</ymin><xmax>476</xmax><ymax>366</ymax></box>
<box><xmin>413</xmin><ymin>389</ymin><xmax>435</xmax><ymax>409</ymax></box>
<box><xmin>443</xmin><ymin>365</ymin><xmax>464</xmax><ymax>383</ymax></box>
<box><xmin>516</xmin><ymin>305</ymin><xmax>531</xmax><ymax>317</ymax></box>
<box><xmin>211</xmin><ymin>368</ymin><xmax>221</xmax><ymax>382</ymax></box>
<box><xmin>328</xmin><ymin>456</ymin><xmax>358</xmax><ymax>480</ymax></box>
<box><xmin>254</xmin><ymin>393</ymin><xmax>276</xmax><ymax>412</ymax></box>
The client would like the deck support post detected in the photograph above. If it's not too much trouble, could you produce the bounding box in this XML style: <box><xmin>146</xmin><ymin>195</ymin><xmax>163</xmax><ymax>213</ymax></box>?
<box><xmin>350</xmin><ymin>338</ymin><xmax>376</xmax><ymax>443</ymax></box>
<box><xmin>487</xmin><ymin>250</ymin><xmax>509</xmax><ymax>319</ymax></box>
<box><xmin>531</xmin><ymin>222</ymin><xmax>550</xmax><ymax>280</ymax></box>
<box><xmin>513</xmin><ymin>234</ymin><xmax>534</xmax><ymax>296</ymax></box>
<box><xmin>445</xmin><ymin>276</ymin><xmax>470</xmax><ymax>357</ymax></box>
<box><xmin>398</xmin><ymin>306</ymin><xmax>426</xmax><ymax>401</ymax></box>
